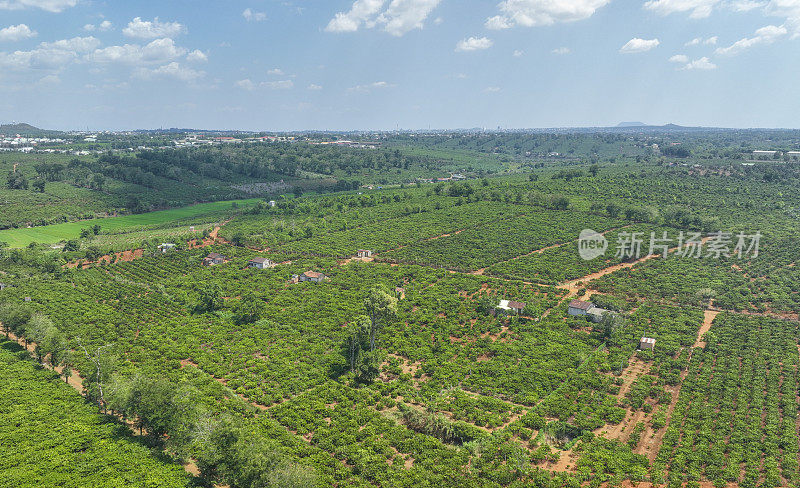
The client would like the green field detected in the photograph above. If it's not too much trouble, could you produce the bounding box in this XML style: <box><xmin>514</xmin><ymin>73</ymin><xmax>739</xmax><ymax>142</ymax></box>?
<box><xmin>0</xmin><ymin>199</ymin><xmax>259</xmax><ymax>248</ymax></box>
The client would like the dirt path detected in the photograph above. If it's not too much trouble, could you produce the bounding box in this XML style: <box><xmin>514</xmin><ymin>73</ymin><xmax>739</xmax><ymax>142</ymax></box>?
<box><xmin>634</xmin><ymin>309</ymin><xmax>717</xmax><ymax>462</ymax></box>
<box><xmin>696</xmin><ymin>310</ymin><xmax>719</xmax><ymax>348</ymax></box>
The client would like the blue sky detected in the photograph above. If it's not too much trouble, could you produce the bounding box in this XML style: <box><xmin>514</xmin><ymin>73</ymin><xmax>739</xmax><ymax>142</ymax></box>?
<box><xmin>0</xmin><ymin>0</ymin><xmax>798</xmax><ymax>130</ymax></box>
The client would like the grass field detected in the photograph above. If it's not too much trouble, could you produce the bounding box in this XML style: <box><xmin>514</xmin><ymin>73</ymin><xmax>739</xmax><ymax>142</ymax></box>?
<box><xmin>0</xmin><ymin>198</ymin><xmax>260</xmax><ymax>248</ymax></box>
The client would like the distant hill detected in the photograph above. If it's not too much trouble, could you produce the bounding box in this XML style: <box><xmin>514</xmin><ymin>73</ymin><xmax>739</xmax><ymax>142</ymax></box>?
<box><xmin>616</xmin><ymin>122</ymin><xmax>647</xmax><ymax>127</ymax></box>
<box><xmin>0</xmin><ymin>123</ymin><xmax>59</xmax><ymax>136</ymax></box>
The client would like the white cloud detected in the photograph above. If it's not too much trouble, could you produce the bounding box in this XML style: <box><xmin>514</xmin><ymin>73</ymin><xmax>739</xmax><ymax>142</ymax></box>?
<box><xmin>41</xmin><ymin>36</ymin><xmax>100</xmax><ymax>52</ymax></box>
<box><xmin>644</xmin><ymin>0</ymin><xmax>719</xmax><ymax>18</ymax></box>
<box><xmin>715</xmin><ymin>24</ymin><xmax>787</xmax><ymax>55</ymax></box>
<box><xmin>37</xmin><ymin>73</ymin><xmax>59</xmax><ymax>84</ymax></box>
<box><xmin>243</xmin><ymin>8</ymin><xmax>267</xmax><ymax>22</ymax></box>
<box><xmin>765</xmin><ymin>0</ymin><xmax>800</xmax><ymax>38</ymax></box>
<box><xmin>349</xmin><ymin>80</ymin><xmax>394</xmax><ymax>92</ymax></box>
<box><xmin>136</xmin><ymin>62</ymin><xmax>204</xmax><ymax>81</ymax></box>
<box><xmin>376</xmin><ymin>0</ymin><xmax>442</xmax><ymax>36</ymax></box>
<box><xmin>123</xmin><ymin>17</ymin><xmax>186</xmax><ymax>39</ymax></box>
<box><xmin>262</xmin><ymin>79</ymin><xmax>293</xmax><ymax>89</ymax></box>
<box><xmin>88</xmin><ymin>38</ymin><xmax>187</xmax><ymax>65</ymax></box>
<box><xmin>308</xmin><ymin>83</ymin><xmax>323</xmax><ymax>90</ymax></box>
<box><xmin>513</xmin><ymin>49</ymin><xmax>524</xmax><ymax>56</ymax></box>
<box><xmin>728</xmin><ymin>0</ymin><xmax>766</xmax><ymax>11</ymax></box>
<box><xmin>235</xmin><ymin>78</ymin><xmax>256</xmax><ymax>90</ymax></box>
<box><xmin>455</xmin><ymin>36</ymin><xmax>493</xmax><ymax>52</ymax></box>
<box><xmin>235</xmin><ymin>78</ymin><xmax>294</xmax><ymax>90</ymax></box>
<box><xmin>84</xmin><ymin>20</ymin><xmax>113</xmax><ymax>32</ymax></box>
<box><xmin>186</xmin><ymin>49</ymin><xmax>207</xmax><ymax>62</ymax></box>
<box><xmin>484</xmin><ymin>86</ymin><xmax>501</xmax><ymax>92</ymax></box>
<box><xmin>0</xmin><ymin>36</ymin><xmax>99</xmax><ymax>70</ymax></box>
<box><xmin>486</xmin><ymin>0</ymin><xmax>610</xmax><ymax>29</ymax></box>
<box><xmin>326</xmin><ymin>0</ymin><xmax>386</xmax><ymax>32</ymax></box>
<box><xmin>551</xmin><ymin>46</ymin><xmax>571</xmax><ymax>54</ymax></box>
<box><xmin>682</xmin><ymin>56</ymin><xmax>717</xmax><ymax>69</ymax></box>
<box><xmin>0</xmin><ymin>24</ymin><xmax>37</xmax><ymax>42</ymax></box>
<box><xmin>325</xmin><ymin>0</ymin><xmax>441</xmax><ymax>36</ymax></box>
<box><xmin>669</xmin><ymin>53</ymin><xmax>689</xmax><ymax>62</ymax></box>
<box><xmin>685</xmin><ymin>35</ymin><xmax>717</xmax><ymax>45</ymax></box>
<box><xmin>267</xmin><ymin>67</ymin><xmax>285</xmax><ymax>75</ymax></box>
<box><xmin>0</xmin><ymin>0</ymin><xmax>76</xmax><ymax>12</ymax></box>
<box><xmin>619</xmin><ymin>37</ymin><xmax>660</xmax><ymax>53</ymax></box>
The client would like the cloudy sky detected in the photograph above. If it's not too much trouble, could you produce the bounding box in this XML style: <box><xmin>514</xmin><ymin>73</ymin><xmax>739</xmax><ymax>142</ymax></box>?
<box><xmin>1</xmin><ymin>0</ymin><xmax>798</xmax><ymax>130</ymax></box>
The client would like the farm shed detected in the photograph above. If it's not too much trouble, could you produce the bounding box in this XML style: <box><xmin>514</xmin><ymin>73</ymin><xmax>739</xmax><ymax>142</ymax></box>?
<box><xmin>568</xmin><ymin>299</ymin><xmax>594</xmax><ymax>316</ymax></box>
<box><xmin>497</xmin><ymin>300</ymin><xmax>526</xmax><ymax>315</ymax></box>
<box><xmin>248</xmin><ymin>257</ymin><xmax>274</xmax><ymax>269</ymax></box>
<box><xmin>586</xmin><ymin>307</ymin><xmax>610</xmax><ymax>323</ymax></box>
<box><xmin>639</xmin><ymin>337</ymin><xmax>656</xmax><ymax>350</ymax></box>
<box><xmin>357</xmin><ymin>249</ymin><xmax>374</xmax><ymax>258</ymax></box>
<box><xmin>158</xmin><ymin>243</ymin><xmax>175</xmax><ymax>253</ymax></box>
<box><xmin>299</xmin><ymin>271</ymin><xmax>326</xmax><ymax>283</ymax></box>
<box><xmin>202</xmin><ymin>252</ymin><xmax>226</xmax><ymax>266</ymax></box>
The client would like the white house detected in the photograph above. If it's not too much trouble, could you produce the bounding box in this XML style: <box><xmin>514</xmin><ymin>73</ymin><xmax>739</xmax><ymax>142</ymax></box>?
<box><xmin>268</xmin><ymin>200</ymin><xmax>277</xmax><ymax>207</ymax></box>
<box><xmin>356</xmin><ymin>249</ymin><xmax>374</xmax><ymax>258</ymax></box>
<box><xmin>248</xmin><ymin>257</ymin><xmax>274</xmax><ymax>269</ymax></box>
<box><xmin>158</xmin><ymin>243</ymin><xmax>176</xmax><ymax>254</ymax></box>
<box><xmin>639</xmin><ymin>337</ymin><xmax>656</xmax><ymax>350</ymax></box>
<box><xmin>568</xmin><ymin>299</ymin><xmax>594</xmax><ymax>316</ymax></box>
<box><xmin>298</xmin><ymin>271</ymin><xmax>325</xmax><ymax>283</ymax></box>
<box><xmin>497</xmin><ymin>300</ymin><xmax>526</xmax><ymax>315</ymax></box>
<box><xmin>202</xmin><ymin>252</ymin><xmax>226</xmax><ymax>266</ymax></box>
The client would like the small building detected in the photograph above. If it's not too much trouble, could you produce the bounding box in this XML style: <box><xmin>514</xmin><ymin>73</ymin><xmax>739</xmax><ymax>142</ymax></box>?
<box><xmin>189</xmin><ymin>226</ymin><xmax>196</xmax><ymax>232</ymax></box>
<box><xmin>298</xmin><ymin>271</ymin><xmax>325</xmax><ymax>283</ymax></box>
<box><xmin>639</xmin><ymin>337</ymin><xmax>656</xmax><ymax>350</ymax></box>
<box><xmin>268</xmin><ymin>200</ymin><xmax>277</xmax><ymax>207</ymax></box>
<box><xmin>568</xmin><ymin>299</ymin><xmax>594</xmax><ymax>316</ymax></box>
<box><xmin>158</xmin><ymin>243</ymin><xmax>176</xmax><ymax>254</ymax></box>
<box><xmin>586</xmin><ymin>307</ymin><xmax>609</xmax><ymax>323</ymax></box>
<box><xmin>24</xmin><ymin>296</ymin><xmax>32</xmax><ymax>302</ymax></box>
<box><xmin>507</xmin><ymin>301</ymin><xmax>526</xmax><ymax>314</ymax></box>
<box><xmin>248</xmin><ymin>257</ymin><xmax>275</xmax><ymax>269</ymax></box>
<box><xmin>497</xmin><ymin>299</ymin><xmax>526</xmax><ymax>315</ymax></box>
<box><xmin>202</xmin><ymin>252</ymin><xmax>226</xmax><ymax>266</ymax></box>
<box><xmin>356</xmin><ymin>249</ymin><xmax>373</xmax><ymax>258</ymax></box>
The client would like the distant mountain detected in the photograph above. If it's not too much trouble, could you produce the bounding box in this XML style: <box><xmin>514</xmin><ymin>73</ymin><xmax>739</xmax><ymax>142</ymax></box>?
<box><xmin>0</xmin><ymin>123</ymin><xmax>58</xmax><ymax>136</ymax></box>
<box><xmin>616</xmin><ymin>122</ymin><xmax>647</xmax><ymax>127</ymax></box>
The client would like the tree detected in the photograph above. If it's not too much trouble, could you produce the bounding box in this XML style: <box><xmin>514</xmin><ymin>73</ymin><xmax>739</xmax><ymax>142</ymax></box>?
<box><xmin>363</xmin><ymin>286</ymin><xmax>397</xmax><ymax>351</ymax></box>
<box><xmin>77</xmin><ymin>339</ymin><xmax>115</xmax><ymax>410</ymax></box>
<box><xmin>344</xmin><ymin>316</ymin><xmax>369</xmax><ymax>373</ymax></box>
<box><xmin>589</xmin><ymin>164</ymin><xmax>600</xmax><ymax>177</ymax></box>
<box><xmin>31</xmin><ymin>178</ymin><xmax>45</xmax><ymax>192</ymax></box>
<box><xmin>234</xmin><ymin>293</ymin><xmax>262</xmax><ymax>324</ymax></box>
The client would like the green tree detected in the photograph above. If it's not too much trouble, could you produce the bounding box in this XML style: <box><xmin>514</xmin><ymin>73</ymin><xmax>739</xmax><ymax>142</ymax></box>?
<box><xmin>363</xmin><ymin>286</ymin><xmax>397</xmax><ymax>351</ymax></box>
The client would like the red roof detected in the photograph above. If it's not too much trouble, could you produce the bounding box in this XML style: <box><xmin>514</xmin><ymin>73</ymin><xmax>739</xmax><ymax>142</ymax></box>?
<box><xmin>568</xmin><ymin>299</ymin><xmax>593</xmax><ymax>310</ymax></box>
